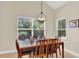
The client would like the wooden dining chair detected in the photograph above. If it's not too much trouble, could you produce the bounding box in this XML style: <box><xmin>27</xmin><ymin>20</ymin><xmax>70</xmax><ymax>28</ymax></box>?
<box><xmin>15</xmin><ymin>40</ymin><xmax>32</xmax><ymax>58</ymax></box>
<box><xmin>33</xmin><ymin>40</ymin><xmax>48</xmax><ymax>58</ymax></box>
<box><xmin>48</xmin><ymin>39</ymin><xmax>58</xmax><ymax>58</ymax></box>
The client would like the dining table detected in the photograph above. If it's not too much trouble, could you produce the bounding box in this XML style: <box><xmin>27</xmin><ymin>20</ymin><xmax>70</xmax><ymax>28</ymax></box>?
<box><xmin>18</xmin><ymin>38</ymin><xmax>64</xmax><ymax>58</ymax></box>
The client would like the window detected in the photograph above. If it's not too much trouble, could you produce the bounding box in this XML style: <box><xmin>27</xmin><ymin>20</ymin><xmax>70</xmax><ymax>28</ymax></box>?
<box><xmin>17</xmin><ymin>16</ymin><xmax>45</xmax><ymax>39</ymax></box>
<box><xmin>56</xmin><ymin>18</ymin><xmax>66</xmax><ymax>39</ymax></box>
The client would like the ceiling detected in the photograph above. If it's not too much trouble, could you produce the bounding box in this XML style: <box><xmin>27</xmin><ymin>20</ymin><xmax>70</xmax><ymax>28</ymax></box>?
<box><xmin>45</xmin><ymin>1</ymin><xmax>68</xmax><ymax>10</ymax></box>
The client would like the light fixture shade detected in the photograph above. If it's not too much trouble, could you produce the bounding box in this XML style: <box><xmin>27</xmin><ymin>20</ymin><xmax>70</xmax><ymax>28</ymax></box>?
<box><xmin>37</xmin><ymin>12</ymin><xmax>46</xmax><ymax>22</ymax></box>
<box><xmin>37</xmin><ymin>1</ymin><xmax>46</xmax><ymax>22</ymax></box>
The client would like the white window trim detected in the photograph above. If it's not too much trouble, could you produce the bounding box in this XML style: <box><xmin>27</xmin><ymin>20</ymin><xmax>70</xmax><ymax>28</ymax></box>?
<box><xmin>56</xmin><ymin>17</ymin><xmax>67</xmax><ymax>40</ymax></box>
<box><xmin>17</xmin><ymin>16</ymin><xmax>46</xmax><ymax>38</ymax></box>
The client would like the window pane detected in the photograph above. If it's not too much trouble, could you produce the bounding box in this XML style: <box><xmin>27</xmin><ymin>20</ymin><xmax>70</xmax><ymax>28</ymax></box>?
<box><xmin>39</xmin><ymin>21</ymin><xmax>44</xmax><ymax>30</ymax></box>
<box><xmin>33</xmin><ymin>19</ymin><xmax>39</xmax><ymax>29</ymax></box>
<box><xmin>58</xmin><ymin>30</ymin><xmax>66</xmax><ymax>37</ymax></box>
<box><xmin>34</xmin><ymin>30</ymin><xmax>44</xmax><ymax>37</ymax></box>
<box><xmin>18</xmin><ymin>30</ymin><xmax>31</xmax><ymax>39</ymax></box>
<box><xmin>17</xmin><ymin>17</ymin><xmax>45</xmax><ymax>39</ymax></box>
<box><xmin>58</xmin><ymin>19</ymin><xmax>66</xmax><ymax>29</ymax></box>
<box><xmin>18</xmin><ymin>17</ymin><xmax>32</xmax><ymax>29</ymax></box>
<box><xmin>33</xmin><ymin>19</ymin><xmax>44</xmax><ymax>30</ymax></box>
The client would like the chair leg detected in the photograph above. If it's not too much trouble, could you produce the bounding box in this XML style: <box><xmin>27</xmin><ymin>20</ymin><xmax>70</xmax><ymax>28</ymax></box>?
<box><xmin>46</xmin><ymin>54</ymin><xmax>48</xmax><ymax>58</ymax></box>
<box><xmin>42</xmin><ymin>56</ymin><xmax>43</xmax><ymax>58</ymax></box>
<box><xmin>50</xmin><ymin>54</ymin><xmax>52</xmax><ymax>57</ymax></box>
<box><xmin>29</xmin><ymin>54</ymin><xmax>32</xmax><ymax>58</ymax></box>
<box><xmin>30</xmin><ymin>52</ymin><xmax>33</xmax><ymax>58</ymax></box>
<box><xmin>56</xmin><ymin>53</ymin><xmax>57</xmax><ymax>58</ymax></box>
<box><xmin>52</xmin><ymin>54</ymin><xmax>53</xmax><ymax>57</ymax></box>
<box><xmin>18</xmin><ymin>55</ymin><xmax>22</xmax><ymax>58</ymax></box>
<box><xmin>18</xmin><ymin>52</ymin><xmax>22</xmax><ymax>58</ymax></box>
<box><xmin>18</xmin><ymin>55</ymin><xmax>20</xmax><ymax>58</ymax></box>
<box><xmin>59</xmin><ymin>48</ymin><xmax>61</xmax><ymax>55</ymax></box>
<box><xmin>56</xmin><ymin>50</ymin><xmax>58</xmax><ymax>58</ymax></box>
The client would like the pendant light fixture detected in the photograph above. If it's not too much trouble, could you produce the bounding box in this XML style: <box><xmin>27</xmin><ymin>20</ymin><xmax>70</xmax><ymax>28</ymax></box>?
<box><xmin>37</xmin><ymin>1</ymin><xmax>46</xmax><ymax>22</ymax></box>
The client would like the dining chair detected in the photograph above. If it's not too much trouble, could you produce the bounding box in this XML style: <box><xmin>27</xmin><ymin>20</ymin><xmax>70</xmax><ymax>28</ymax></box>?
<box><xmin>33</xmin><ymin>40</ymin><xmax>48</xmax><ymax>58</ymax></box>
<box><xmin>35</xmin><ymin>44</ymin><xmax>48</xmax><ymax>58</ymax></box>
<box><xmin>48</xmin><ymin>39</ymin><xmax>58</xmax><ymax>58</ymax></box>
<box><xmin>15</xmin><ymin>39</ymin><xmax>33</xmax><ymax>58</ymax></box>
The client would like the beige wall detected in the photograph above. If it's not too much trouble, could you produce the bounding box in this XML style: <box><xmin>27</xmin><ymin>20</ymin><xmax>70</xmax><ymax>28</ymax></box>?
<box><xmin>1</xmin><ymin>1</ymin><xmax>79</xmax><ymax>56</ymax></box>
<box><xmin>55</xmin><ymin>2</ymin><xmax>79</xmax><ymax>55</ymax></box>
<box><xmin>0</xmin><ymin>1</ymin><xmax>79</xmax><ymax>56</ymax></box>
<box><xmin>0</xmin><ymin>1</ymin><xmax>55</xmax><ymax>51</ymax></box>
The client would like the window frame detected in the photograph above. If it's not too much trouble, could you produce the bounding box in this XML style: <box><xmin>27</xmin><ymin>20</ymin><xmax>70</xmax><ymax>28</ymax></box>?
<box><xmin>56</xmin><ymin>17</ymin><xmax>67</xmax><ymax>40</ymax></box>
<box><xmin>17</xmin><ymin>16</ymin><xmax>46</xmax><ymax>38</ymax></box>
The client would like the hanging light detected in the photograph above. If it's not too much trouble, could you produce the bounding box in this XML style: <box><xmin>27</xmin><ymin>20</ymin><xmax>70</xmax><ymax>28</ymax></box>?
<box><xmin>37</xmin><ymin>1</ymin><xmax>46</xmax><ymax>22</ymax></box>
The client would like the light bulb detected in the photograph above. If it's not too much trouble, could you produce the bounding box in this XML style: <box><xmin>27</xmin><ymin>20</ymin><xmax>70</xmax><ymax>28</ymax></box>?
<box><xmin>38</xmin><ymin>17</ymin><xmax>45</xmax><ymax>21</ymax></box>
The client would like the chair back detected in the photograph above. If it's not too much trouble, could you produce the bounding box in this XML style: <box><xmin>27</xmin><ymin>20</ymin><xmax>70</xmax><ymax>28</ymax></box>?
<box><xmin>49</xmin><ymin>39</ymin><xmax>58</xmax><ymax>52</ymax></box>
<box><xmin>49</xmin><ymin>39</ymin><xmax>58</xmax><ymax>43</ymax></box>
<box><xmin>36</xmin><ymin>40</ymin><xmax>48</xmax><ymax>45</ymax></box>
<box><xmin>35</xmin><ymin>44</ymin><xmax>48</xmax><ymax>57</ymax></box>
<box><xmin>35</xmin><ymin>40</ymin><xmax>48</xmax><ymax>57</ymax></box>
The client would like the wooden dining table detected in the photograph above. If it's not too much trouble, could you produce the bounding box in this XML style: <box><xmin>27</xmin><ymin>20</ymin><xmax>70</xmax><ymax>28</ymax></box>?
<box><xmin>19</xmin><ymin>38</ymin><xmax>64</xmax><ymax>58</ymax></box>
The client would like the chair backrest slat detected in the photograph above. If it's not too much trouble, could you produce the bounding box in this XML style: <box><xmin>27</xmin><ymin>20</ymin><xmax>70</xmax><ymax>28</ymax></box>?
<box><xmin>35</xmin><ymin>40</ymin><xmax>48</xmax><ymax>57</ymax></box>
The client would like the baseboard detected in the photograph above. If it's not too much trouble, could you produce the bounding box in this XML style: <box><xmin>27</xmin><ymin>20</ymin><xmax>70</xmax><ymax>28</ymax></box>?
<box><xmin>65</xmin><ymin>48</ymin><xmax>79</xmax><ymax>58</ymax></box>
<box><xmin>0</xmin><ymin>50</ymin><xmax>16</xmax><ymax>54</ymax></box>
<box><xmin>0</xmin><ymin>48</ymin><xmax>79</xmax><ymax>58</ymax></box>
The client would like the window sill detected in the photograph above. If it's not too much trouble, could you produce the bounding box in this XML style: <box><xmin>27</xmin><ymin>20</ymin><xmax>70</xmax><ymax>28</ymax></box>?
<box><xmin>61</xmin><ymin>37</ymin><xmax>66</xmax><ymax>41</ymax></box>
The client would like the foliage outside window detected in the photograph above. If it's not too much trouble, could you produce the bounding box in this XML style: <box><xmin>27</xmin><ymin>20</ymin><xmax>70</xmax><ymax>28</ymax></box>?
<box><xmin>57</xmin><ymin>19</ymin><xmax>66</xmax><ymax>37</ymax></box>
<box><xmin>17</xmin><ymin>16</ymin><xmax>45</xmax><ymax>40</ymax></box>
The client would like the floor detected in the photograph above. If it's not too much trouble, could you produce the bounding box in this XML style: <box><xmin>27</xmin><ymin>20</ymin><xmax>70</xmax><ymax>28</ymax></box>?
<box><xmin>0</xmin><ymin>51</ymin><xmax>77</xmax><ymax>58</ymax></box>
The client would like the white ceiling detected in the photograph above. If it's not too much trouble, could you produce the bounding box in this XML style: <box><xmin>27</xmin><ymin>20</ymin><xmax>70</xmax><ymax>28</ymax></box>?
<box><xmin>45</xmin><ymin>1</ymin><xmax>68</xmax><ymax>10</ymax></box>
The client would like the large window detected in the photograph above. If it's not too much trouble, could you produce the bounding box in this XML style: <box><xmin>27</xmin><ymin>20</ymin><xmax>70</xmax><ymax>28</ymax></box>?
<box><xmin>56</xmin><ymin>18</ymin><xmax>66</xmax><ymax>39</ymax></box>
<box><xmin>17</xmin><ymin>16</ymin><xmax>45</xmax><ymax>39</ymax></box>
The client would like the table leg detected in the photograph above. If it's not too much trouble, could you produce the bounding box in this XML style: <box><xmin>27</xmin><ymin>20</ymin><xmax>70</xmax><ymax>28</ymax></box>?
<box><xmin>62</xmin><ymin>42</ymin><xmax>64</xmax><ymax>58</ymax></box>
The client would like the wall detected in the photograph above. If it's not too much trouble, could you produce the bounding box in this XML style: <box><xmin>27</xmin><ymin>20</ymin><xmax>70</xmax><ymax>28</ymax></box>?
<box><xmin>0</xmin><ymin>1</ymin><xmax>54</xmax><ymax>51</ymax></box>
<box><xmin>55</xmin><ymin>1</ymin><xmax>79</xmax><ymax>56</ymax></box>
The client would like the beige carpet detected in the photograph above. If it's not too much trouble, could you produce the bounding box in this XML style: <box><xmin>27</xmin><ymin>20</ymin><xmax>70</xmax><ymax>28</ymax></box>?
<box><xmin>0</xmin><ymin>51</ymin><xmax>77</xmax><ymax>58</ymax></box>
